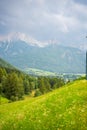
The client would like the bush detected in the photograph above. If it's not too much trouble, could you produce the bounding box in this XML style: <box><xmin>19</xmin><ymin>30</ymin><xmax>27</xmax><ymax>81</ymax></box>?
<box><xmin>34</xmin><ymin>89</ymin><xmax>42</xmax><ymax>97</ymax></box>
<box><xmin>10</xmin><ymin>96</ymin><xmax>18</xmax><ymax>101</ymax></box>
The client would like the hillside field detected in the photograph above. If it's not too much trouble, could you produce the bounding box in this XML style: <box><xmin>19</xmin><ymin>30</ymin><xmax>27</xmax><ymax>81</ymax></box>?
<box><xmin>0</xmin><ymin>80</ymin><xmax>87</xmax><ymax>130</ymax></box>
<box><xmin>24</xmin><ymin>67</ymin><xmax>57</xmax><ymax>76</ymax></box>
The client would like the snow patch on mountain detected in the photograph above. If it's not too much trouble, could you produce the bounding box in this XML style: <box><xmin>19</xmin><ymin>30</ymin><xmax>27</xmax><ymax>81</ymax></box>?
<box><xmin>0</xmin><ymin>32</ymin><xmax>59</xmax><ymax>47</ymax></box>
<box><xmin>4</xmin><ymin>42</ymin><xmax>11</xmax><ymax>52</ymax></box>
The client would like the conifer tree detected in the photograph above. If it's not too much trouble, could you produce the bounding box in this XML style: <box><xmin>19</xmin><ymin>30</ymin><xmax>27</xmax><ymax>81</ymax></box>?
<box><xmin>4</xmin><ymin>72</ymin><xmax>24</xmax><ymax>100</ymax></box>
<box><xmin>38</xmin><ymin>77</ymin><xmax>46</xmax><ymax>94</ymax></box>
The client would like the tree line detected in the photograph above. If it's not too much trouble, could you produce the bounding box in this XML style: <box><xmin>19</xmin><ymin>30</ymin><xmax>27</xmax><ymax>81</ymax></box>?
<box><xmin>0</xmin><ymin>67</ymin><xmax>65</xmax><ymax>102</ymax></box>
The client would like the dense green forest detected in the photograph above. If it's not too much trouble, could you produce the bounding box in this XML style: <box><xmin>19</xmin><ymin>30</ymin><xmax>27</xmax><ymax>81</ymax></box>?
<box><xmin>0</xmin><ymin>57</ymin><xmax>65</xmax><ymax>102</ymax></box>
<box><xmin>0</xmin><ymin>67</ymin><xmax>64</xmax><ymax>101</ymax></box>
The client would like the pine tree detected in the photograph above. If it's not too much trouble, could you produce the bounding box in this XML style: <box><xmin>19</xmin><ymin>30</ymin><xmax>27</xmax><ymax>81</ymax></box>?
<box><xmin>23</xmin><ymin>79</ymin><xmax>30</xmax><ymax>94</ymax></box>
<box><xmin>44</xmin><ymin>77</ymin><xmax>51</xmax><ymax>92</ymax></box>
<box><xmin>38</xmin><ymin>77</ymin><xmax>47</xmax><ymax>94</ymax></box>
<box><xmin>0</xmin><ymin>68</ymin><xmax>7</xmax><ymax>83</ymax></box>
<box><xmin>3</xmin><ymin>72</ymin><xmax>24</xmax><ymax>101</ymax></box>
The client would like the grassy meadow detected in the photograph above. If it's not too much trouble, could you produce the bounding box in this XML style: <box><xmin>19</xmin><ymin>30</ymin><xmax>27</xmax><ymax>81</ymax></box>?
<box><xmin>0</xmin><ymin>79</ymin><xmax>87</xmax><ymax>130</ymax></box>
<box><xmin>24</xmin><ymin>67</ymin><xmax>57</xmax><ymax>76</ymax></box>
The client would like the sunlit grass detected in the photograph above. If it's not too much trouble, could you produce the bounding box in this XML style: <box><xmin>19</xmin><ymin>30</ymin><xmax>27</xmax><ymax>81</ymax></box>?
<box><xmin>0</xmin><ymin>97</ymin><xmax>9</xmax><ymax>105</ymax></box>
<box><xmin>0</xmin><ymin>80</ymin><xmax>87</xmax><ymax>130</ymax></box>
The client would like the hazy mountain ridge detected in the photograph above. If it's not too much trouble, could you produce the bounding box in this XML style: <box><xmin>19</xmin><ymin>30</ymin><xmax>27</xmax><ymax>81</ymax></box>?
<box><xmin>0</xmin><ymin>32</ymin><xmax>57</xmax><ymax>48</ymax></box>
<box><xmin>0</xmin><ymin>39</ymin><xmax>85</xmax><ymax>74</ymax></box>
<box><xmin>0</xmin><ymin>57</ymin><xmax>15</xmax><ymax>69</ymax></box>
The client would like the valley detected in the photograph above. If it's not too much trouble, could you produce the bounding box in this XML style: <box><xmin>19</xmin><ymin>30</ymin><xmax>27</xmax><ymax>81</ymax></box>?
<box><xmin>0</xmin><ymin>40</ymin><xmax>85</xmax><ymax>74</ymax></box>
<box><xmin>23</xmin><ymin>67</ymin><xmax>84</xmax><ymax>81</ymax></box>
<box><xmin>0</xmin><ymin>0</ymin><xmax>87</xmax><ymax>129</ymax></box>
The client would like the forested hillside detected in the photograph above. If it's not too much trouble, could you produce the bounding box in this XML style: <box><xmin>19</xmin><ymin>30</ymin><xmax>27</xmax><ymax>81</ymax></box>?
<box><xmin>0</xmin><ymin>57</ymin><xmax>15</xmax><ymax>69</ymax></box>
<box><xmin>0</xmin><ymin>58</ymin><xmax>64</xmax><ymax>102</ymax></box>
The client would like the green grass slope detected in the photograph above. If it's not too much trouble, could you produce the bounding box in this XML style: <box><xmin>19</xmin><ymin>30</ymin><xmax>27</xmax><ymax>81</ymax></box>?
<box><xmin>0</xmin><ymin>97</ymin><xmax>9</xmax><ymax>105</ymax></box>
<box><xmin>0</xmin><ymin>80</ymin><xmax>87</xmax><ymax>130</ymax></box>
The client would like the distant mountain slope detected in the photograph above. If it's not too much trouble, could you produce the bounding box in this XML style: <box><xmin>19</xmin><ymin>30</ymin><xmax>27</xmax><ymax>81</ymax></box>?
<box><xmin>0</xmin><ymin>57</ymin><xmax>15</xmax><ymax>69</ymax></box>
<box><xmin>0</xmin><ymin>79</ymin><xmax>87</xmax><ymax>130</ymax></box>
<box><xmin>0</xmin><ymin>40</ymin><xmax>85</xmax><ymax>73</ymax></box>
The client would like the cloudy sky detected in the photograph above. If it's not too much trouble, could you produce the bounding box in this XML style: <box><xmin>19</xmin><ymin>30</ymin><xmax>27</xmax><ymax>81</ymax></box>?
<box><xmin>0</xmin><ymin>0</ymin><xmax>87</xmax><ymax>49</ymax></box>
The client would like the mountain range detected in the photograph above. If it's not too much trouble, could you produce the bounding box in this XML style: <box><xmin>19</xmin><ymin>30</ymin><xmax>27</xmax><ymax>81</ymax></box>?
<box><xmin>0</xmin><ymin>35</ymin><xmax>86</xmax><ymax>74</ymax></box>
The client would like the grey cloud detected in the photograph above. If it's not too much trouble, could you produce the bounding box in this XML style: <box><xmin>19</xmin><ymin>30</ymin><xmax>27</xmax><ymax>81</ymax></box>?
<box><xmin>73</xmin><ymin>0</ymin><xmax>87</xmax><ymax>5</ymax></box>
<box><xmin>0</xmin><ymin>0</ymin><xmax>87</xmax><ymax>48</ymax></box>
